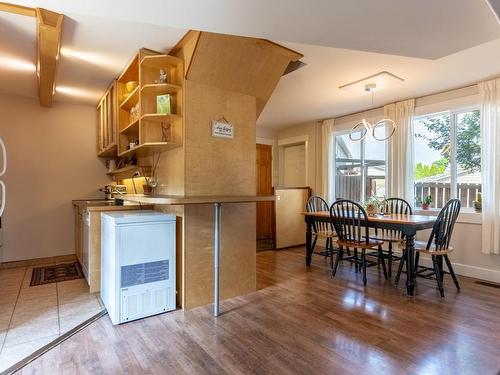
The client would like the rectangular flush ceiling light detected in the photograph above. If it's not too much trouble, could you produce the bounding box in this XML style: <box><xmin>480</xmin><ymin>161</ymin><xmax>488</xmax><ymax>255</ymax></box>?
<box><xmin>485</xmin><ymin>0</ymin><xmax>500</xmax><ymax>24</ymax></box>
<box><xmin>338</xmin><ymin>71</ymin><xmax>405</xmax><ymax>92</ymax></box>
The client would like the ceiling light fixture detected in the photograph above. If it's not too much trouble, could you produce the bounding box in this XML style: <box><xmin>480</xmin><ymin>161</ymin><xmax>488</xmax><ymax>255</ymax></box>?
<box><xmin>348</xmin><ymin>83</ymin><xmax>397</xmax><ymax>142</ymax></box>
<box><xmin>339</xmin><ymin>71</ymin><xmax>405</xmax><ymax>92</ymax></box>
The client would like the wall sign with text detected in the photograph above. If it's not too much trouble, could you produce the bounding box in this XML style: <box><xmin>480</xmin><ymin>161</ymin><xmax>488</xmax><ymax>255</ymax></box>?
<box><xmin>212</xmin><ymin>120</ymin><xmax>234</xmax><ymax>139</ymax></box>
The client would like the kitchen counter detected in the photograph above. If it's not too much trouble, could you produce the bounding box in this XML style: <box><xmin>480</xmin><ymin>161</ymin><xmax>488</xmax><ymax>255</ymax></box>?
<box><xmin>118</xmin><ymin>194</ymin><xmax>276</xmax><ymax>205</ymax></box>
<box><xmin>72</xmin><ymin>199</ymin><xmax>152</xmax><ymax>211</ymax></box>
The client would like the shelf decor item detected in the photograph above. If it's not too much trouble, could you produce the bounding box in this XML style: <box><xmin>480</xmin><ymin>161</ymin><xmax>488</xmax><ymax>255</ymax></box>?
<box><xmin>155</xmin><ymin>69</ymin><xmax>168</xmax><ymax>84</ymax></box>
<box><xmin>365</xmin><ymin>196</ymin><xmax>381</xmax><ymax>216</ymax></box>
<box><xmin>126</xmin><ymin>81</ymin><xmax>138</xmax><ymax>92</ymax></box>
<box><xmin>472</xmin><ymin>192</ymin><xmax>482</xmax><ymax>212</ymax></box>
<box><xmin>156</xmin><ymin>94</ymin><xmax>172</xmax><ymax>114</ymax></box>
<box><xmin>421</xmin><ymin>195</ymin><xmax>432</xmax><ymax>210</ymax></box>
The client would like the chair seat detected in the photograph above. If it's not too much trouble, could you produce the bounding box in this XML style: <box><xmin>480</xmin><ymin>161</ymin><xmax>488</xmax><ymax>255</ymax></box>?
<box><xmin>399</xmin><ymin>240</ymin><xmax>454</xmax><ymax>255</ymax></box>
<box><xmin>315</xmin><ymin>230</ymin><xmax>336</xmax><ymax>239</ymax></box>
<box><xmin>367</xmin><ymin>233</ymin><xmax>404</xmax><ymax>242</ymax></box>
<box><xmin>337</xmin><ymin>238</ymin><xmax>383</xmax><ymax>249</ymax></box>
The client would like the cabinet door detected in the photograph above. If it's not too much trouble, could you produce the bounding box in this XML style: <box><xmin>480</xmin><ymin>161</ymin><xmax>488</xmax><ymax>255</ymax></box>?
<box><xmin>96</xmin><ymin>80</ymin><xmax>118</xmax><ymax>156</ymax></box>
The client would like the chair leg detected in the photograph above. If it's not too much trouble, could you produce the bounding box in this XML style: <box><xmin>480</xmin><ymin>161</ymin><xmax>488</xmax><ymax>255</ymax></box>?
<box><xmin>388</xmin><ymin>242</ymin><xmax>393</xmax><ymax>278</ymax></box>
<box><xmin>438</xmin><ymin>255</ymin><xmax>445</xmax><ymax>283</ymax></box>
<box><xmin>395</xmin><ymin>250</ymin><xmax>405</xmax><ymax>285</ymax></box>
<box><xmin>311</xmin><ymin>236</ymin><xmax>318</xmax><ymax>254</ymax></box>
<box><xmin>330</xmin><ymin>242</ymin><xmax>335</xmax><ymax>269</ymax></box>
<box><xmin>324</xmin><ymin>237</ymin><xmax>330</xmax><ymax>262</ymax></box>
<box><xmin>362</xmin><ymin>249</ymin><xmax>367</xmax><ymax>285</ymax></box>
<box><xmin>432</xmin><ymin>255</ymin><xmax>445</xmax><ymax>297</ymax></box>
<box><xmin>444</xmin><ymin>255</ymin><xmax>460</xmax><ymax>291</ymax></box>
<box><xmin>332</xmin><ymin>248</ymin><xmax>343</xmax><ymax>277</ymax></box>
<box><xmin>354</xmin><ymin>248</ymin><xmax>359</xmax><ymax>272</ymax></box>
<box><xmin>414</xmin><ymin>251</ymin><xmax>420</xmax><ymax>283</ymax></box>
<box><xmin>378</xmin><ymin>245</ymin><xmax>388</xmax><ymax>280</ymax></box>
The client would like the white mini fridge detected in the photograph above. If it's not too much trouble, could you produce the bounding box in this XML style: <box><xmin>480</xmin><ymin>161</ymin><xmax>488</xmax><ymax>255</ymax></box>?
<box><xmin>101</xmin><ymin>211</ymin><xmax>176</xmax><ymax>325</ymax></box>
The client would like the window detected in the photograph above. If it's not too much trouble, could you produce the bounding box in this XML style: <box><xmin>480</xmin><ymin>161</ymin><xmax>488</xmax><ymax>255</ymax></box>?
<box><xmin>413</xmin><ymin>109</ymin><xmax>481</xmax><ymax>209</ymax></box>
<box><xmin>334</xmin><ymin>125</ymin><xmax>387</xmax><ymax>202</ymax></box>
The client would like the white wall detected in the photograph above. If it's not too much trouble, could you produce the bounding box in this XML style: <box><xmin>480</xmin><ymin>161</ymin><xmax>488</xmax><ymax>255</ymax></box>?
<box><xmin>0</xmin><ymin>95</ymin><xmax>110</xmax><ymax>262</ymax></box>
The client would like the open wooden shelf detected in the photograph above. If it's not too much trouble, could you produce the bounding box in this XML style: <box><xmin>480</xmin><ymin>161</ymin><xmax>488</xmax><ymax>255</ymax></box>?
<box><xmin>141</xmin><ymin>113</ymin><xmax>180</xmax><ymax>123</ymax></box>
<box><xmin>97</xmin><ymin>143</ymin><xmax>117</xmax><ymax>158</ymax></box>
<box><xmin>119</xmin><ymin>86</ymin><xmax>139</xmax><ymax>110</ymax></box>
<box><xmin>141</xmin><ymin>54</ymin><xmax>182</xmax><ymax>69</ymax></box>
<box><xmin>115</xmin><ymin>50</ymin><xmax>184</xmax><ymax>160</ymax></box>
<box><xmin>120</xmin><ymin>119</ymin><xmax>139</xmax><ymax>135</ymax></box>
<box><xmin>118</xmin><ymin>142</ymin><xmax>181</xmax><ymax>158</ymax></box>
<box><xmin>106</xmin><ymin>165</ymin><xmax>152</xmax><ymax>180</ymax></box>
<box><xmin>106</xmin><ymin>165</ymin><xmax>138</xmax><ymax>176</ymax></box>
<box><xmin>141</xmin><ymin>83</ymin><xmax>181</xmax><ymax>96</ymax></box>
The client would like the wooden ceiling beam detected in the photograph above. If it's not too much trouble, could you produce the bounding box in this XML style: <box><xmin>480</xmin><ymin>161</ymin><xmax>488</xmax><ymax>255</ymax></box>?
<box><xmin>36</xmin><ymin>7</ymin><xmax>63</xmax><ymax>107</ymax></box>
<box><xmin>0</xmin><ymin>2</ymin><xmax>36</xmax><ymax>17</ymax></box>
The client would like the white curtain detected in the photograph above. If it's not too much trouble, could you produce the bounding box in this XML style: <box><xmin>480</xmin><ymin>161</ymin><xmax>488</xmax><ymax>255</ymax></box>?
<box><xmin>385</xmin><ymin>99</ymin><xmax>415</xmax><ymax>205</ymax></box>
<box><xmin>479</xmin><ymin>78</ymin><xmax>500</xmax><ymax>255</ymax></box>
<box><xmin>321</xmin><ymin>119</ymin><xmax>335</xmax><ymax>203</ymax></box>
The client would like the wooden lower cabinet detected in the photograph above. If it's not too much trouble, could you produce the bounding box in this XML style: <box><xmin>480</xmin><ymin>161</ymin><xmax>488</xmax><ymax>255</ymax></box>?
<box><xmin>74</xmin><ymin>206</ymin><xmax>84</xmax><ymax>265</ymax></box>
<box><xmin>73</xmin><ymin>205</ymin><xmax>153</xmax><ymax>293</ymax></box>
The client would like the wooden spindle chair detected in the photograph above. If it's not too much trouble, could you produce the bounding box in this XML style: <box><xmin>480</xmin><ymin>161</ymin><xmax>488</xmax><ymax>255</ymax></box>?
<box><xmin>330</xmin><ymin>199</ymin><xmax>387</xmax><ymax>285</ymax></box>
<box><xmin>306</xmin><ymin>196</ymin><xmax>336</xmax><ymax>265</ymax></box>
<box><xmin>395</xmin><ymin>199</ymin><xmax>461</xmax><ymax>297</ymax></box>
<box><xmin>367</xmin><ymin>198</ymin><xmax>412</xmax><ymax>277</ymax></box>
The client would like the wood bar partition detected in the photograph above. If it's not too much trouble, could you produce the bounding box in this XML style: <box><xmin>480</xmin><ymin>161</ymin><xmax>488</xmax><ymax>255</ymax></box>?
<box><xmin>138</xmin><ymin>31</ymin><xmax>302</xmax><ymax>309</ymax></box>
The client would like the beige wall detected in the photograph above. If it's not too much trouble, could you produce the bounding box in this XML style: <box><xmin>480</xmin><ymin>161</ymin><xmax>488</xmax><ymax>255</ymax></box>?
<box><xmin>276</xmin><ymin>121</ymin><xmax>322</xmax><ymax>193</ymax></box>
<box><xmin>0</xmin><ymin>95</ymin><xmax>109</xmax><ymax>262</ymax></box>
<box><xmin>282</xmin><ymin>144</ymin><xmax>305</xmax><ymax>187</ymax></box>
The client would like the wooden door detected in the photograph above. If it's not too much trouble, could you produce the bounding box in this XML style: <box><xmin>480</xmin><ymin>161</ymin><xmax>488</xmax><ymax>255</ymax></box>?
<box><xmin>256</xmin><ymin>144</ymin><xmax>274</xmax><ymax>240</ymax></box>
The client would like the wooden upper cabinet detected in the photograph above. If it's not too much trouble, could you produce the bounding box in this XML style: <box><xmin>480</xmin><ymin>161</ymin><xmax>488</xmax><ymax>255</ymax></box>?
<box><xmin>97</xmin><ymin>80</ymin><xmax>118</xmax><ymax>157</ymax></box>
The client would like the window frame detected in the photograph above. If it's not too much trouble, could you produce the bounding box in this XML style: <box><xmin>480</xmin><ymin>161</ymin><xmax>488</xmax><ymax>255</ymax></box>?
<box><xmin>412</xmin><ymin>105</ymin><xmax>480</xmax><ymax>208</ymax></box>
<box><xmin>332</xmin><ymin>128</ymin><xmax>388</xmax><ymax>203</ymax></box>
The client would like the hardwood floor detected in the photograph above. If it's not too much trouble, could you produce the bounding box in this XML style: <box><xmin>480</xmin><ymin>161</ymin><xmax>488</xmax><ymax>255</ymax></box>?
<box><xmin>17</xmin><ymin>248</ymin><xmax>500</xmax><ymax>374</ymax></box>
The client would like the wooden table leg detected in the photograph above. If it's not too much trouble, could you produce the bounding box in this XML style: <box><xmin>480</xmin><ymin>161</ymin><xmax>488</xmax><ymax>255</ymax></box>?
<box><xmin>405</xmin><ymin>233</ymin><xmax>416</xmax><ymax>296</ymax></box>
<box><xmin>306</xmin><ymin>219</ymin><xmax>313</xmax><ymax>266</ymax></box>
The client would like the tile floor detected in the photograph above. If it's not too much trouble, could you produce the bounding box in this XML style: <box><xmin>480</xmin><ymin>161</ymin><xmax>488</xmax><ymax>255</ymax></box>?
<box><xmin>0</xmin><ymin>260</ymin><xmax>104</xmax><ymax>372</ymax></box>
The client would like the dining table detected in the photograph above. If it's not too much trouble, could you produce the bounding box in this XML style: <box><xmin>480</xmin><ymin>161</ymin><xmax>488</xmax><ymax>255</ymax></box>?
<box><xmin>303</xmin><ymin>211</ymin><xmax>437</xmax><ymax>296</ymax></box>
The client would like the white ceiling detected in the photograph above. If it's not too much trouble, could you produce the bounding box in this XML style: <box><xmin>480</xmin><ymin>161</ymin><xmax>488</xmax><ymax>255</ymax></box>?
<box><xmin>0</xmin><ymin>0</ymin><xmax>499</xmax><ymax>129</ymax></box>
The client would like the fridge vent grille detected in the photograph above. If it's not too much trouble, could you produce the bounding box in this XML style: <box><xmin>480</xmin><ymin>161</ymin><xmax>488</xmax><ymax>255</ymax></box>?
<box><xmin>121</xmin><ymin>260</ymin><xmax>169</xmax><ymax>288</ymax></box>
<box><xmin>122</xmin><ymin>287</ymin><xmax>170</xmax><ymax>322</ymax></box>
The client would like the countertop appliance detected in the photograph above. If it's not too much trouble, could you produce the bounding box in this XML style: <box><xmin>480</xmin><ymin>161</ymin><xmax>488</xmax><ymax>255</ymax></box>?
<box><xmin>0</xmin><ymin>137</ymin><xmax>6</xmax><ymax>252</ymax></box>
<box><xmin>101</xmin><ymin>211</ymin><xmax>176</xmax><ymax>325</ymax></box>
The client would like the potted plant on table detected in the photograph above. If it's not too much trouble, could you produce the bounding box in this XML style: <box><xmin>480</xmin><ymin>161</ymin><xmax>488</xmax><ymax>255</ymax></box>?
<box><xmin>421</xmin><ymin>195</ymin><xmax>432</xmax><ymax>210</ymax></box>
<box><xmin>365</xmin><ymin>196</ymin><xmax>381</xmax><ymax>216</ymax></box>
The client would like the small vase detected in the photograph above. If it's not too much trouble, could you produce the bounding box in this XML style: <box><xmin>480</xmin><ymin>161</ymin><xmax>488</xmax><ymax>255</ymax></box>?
<box><xmin>421</xmin><ymin>203</ymin><xmax>429</xmax><ymax>210</ymax></box>
<box><xmin>366</xmin><ymin>204</ymin><xmax>377</xmax><ymax>216</ymax></box>
<box><xmin>143</xmin><ymin>185</ymin><xmax>153</xmax><ymax>195</ymax></box>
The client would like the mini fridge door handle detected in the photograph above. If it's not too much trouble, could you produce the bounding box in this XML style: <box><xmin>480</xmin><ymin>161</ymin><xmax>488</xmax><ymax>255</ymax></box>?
<box><xmin>0</xmin><ymin>180</ymin><xmax>5</xmax><ymax>217</ymax></box>
<box><xmin>0</xmin><ymin>138</ymin><xmax>6</xmax><ymax>177</ymax></box>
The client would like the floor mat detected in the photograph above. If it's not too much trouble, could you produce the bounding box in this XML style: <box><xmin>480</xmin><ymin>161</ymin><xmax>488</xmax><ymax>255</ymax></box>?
<box><xmin>30</xmin><ymin>262</ymin><xmax>84</xmax><ymax>286</ymax></box>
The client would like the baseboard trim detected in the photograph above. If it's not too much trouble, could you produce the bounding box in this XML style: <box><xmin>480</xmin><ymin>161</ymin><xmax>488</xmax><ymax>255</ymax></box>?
<box><xmin>395</xmin><ymin>253</ymin><xmax>500</xmax><ymax>284</ymax></box>
<box><xmin>0</xmin><ymin>254</ymin><xmax>76</xmax><ymax>269</ymax></box>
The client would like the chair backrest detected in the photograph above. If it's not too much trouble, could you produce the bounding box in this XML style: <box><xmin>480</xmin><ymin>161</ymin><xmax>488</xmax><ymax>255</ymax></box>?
<box><xmin>426</xmin><ymin>199</ymin><xmax>461</xmax><ymax>251</ymax></box>
<box><xmin>382</xmin><ymin>198</ymin><xmax>412</xmax><ymax>215</ymax></box>
<box><xmin>306</xmin><ymin>195</ymin><xmax>332</xmax><ymax>234</ymax></box>
<box><xmin>330</xmin><ymin>199</ymin><xmax>369</xmax><ymax>245</ymax></box>
<box><xmin>378</xmin><ymin>197</ymin><xmax>413</xmax><ymax>239</ymax></box>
